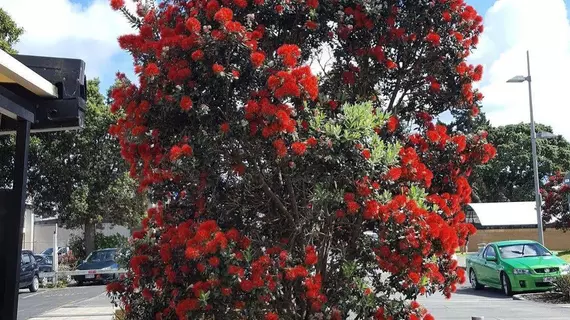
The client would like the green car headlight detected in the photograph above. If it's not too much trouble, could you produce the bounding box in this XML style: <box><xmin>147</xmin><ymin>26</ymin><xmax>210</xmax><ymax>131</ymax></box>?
<box><xmin>561</xmin><ymin>264</ymin><xmax>570</xmax><ymax>275</ymax></box>
<box><xmin>513</xmin><ymin>268</ymin><xmax>531</xmax><ymax>275</ymax></box>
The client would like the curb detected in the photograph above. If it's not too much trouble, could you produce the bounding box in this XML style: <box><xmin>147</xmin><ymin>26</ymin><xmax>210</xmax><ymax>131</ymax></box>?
<box><xmin>512</xmin><ymin>294</ymin><xmax>527</xmax><ymax>301</ymax></box>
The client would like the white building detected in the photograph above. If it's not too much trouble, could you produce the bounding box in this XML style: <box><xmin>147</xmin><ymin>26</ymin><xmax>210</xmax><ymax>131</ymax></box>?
<box><xmin>21</xmin><ymin>209</ymin><xmax>131</xmax><ymax>253</ymax></box>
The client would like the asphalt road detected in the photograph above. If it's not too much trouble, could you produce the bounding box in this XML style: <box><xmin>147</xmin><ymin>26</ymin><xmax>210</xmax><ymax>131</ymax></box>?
<box><xmin>17</xmin><ymin>284</ymin><xmax>107</xmax><ymax>320</ymax></box>
<box><xmin>420</xmin><ymin>283</ymin><xmax>570</xmax><ymax>319</ymax></box>
<box><xmin>15</xmin><ymin>281</ymin><xmax>570</xmax><ymax>320</ymax></box>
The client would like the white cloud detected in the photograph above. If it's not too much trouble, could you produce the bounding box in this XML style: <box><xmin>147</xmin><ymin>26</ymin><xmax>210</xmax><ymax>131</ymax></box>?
<box><xmin>472</xmin><ymin>0</ymin><xmax>570</xmax><ymax>138</ymax></box>
<box><xmin>0</xmin><ymin>0</ymin><xmax>137</xmax><ymax>84</ymax></box>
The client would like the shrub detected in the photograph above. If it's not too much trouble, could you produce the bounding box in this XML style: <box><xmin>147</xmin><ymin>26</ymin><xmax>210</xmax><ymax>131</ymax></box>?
<box><xmin>555</xmin><ymin>275</ymin><xmax>570</xmax><ymax>302</ymax></box>
<box><xmin>70</xmin><ymin>232</ymin><xmax>129</xmax><ymax>261</ymax></box>
<box><xmin>107</xmin><ymin>0</ymin><xmax>492</xmax><ymax>319</ymax></box>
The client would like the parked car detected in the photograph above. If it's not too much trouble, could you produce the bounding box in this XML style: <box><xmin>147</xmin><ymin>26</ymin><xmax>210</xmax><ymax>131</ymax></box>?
<box><xmin>20</xmin><ymin>250</ymin><xmax>40</xmax><ymax>292</ymax></box>
<box><xmin>40</xmin><ymin>247</ymin><xmax>70</xmax><ymax>256</ymax></box>
<box><xmin>72</xmin><ymin>248</ymin><xmax>120</xmax><ymax>285</ymax></box>
<box><xmin>33</xmin><ymin>254</ymin><xmax>54</xmax><ymax>273</ymax></box>
<box><xmin>467</xmin><ymin>240</ymin><xmax>570</xmax><ymax>295</ymax></box>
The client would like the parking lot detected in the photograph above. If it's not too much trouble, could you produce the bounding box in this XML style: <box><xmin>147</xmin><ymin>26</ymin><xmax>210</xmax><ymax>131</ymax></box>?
<box><xmin>420</xmin><ymin>283</ymin><xmax>570</xmax><ymax>320</ymax></box>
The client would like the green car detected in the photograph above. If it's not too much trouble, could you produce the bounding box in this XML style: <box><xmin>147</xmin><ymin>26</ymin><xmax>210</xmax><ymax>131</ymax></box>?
<box><xmin>466</xmin><ymin>240</ymin><xmax>570</xmax><ymax>295</ymax></box>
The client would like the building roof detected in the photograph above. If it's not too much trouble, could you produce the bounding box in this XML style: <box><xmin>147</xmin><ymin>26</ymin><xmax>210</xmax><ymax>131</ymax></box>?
<box><xmin>466</xmin><ymin>202</ymin><xmax>538</xmax><ymax>227</ymax></box>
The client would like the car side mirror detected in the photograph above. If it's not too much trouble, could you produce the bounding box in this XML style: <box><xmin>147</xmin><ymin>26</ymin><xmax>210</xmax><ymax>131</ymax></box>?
<box><xmin>485</xmin><ymin>256</ymin><xmax>496</xmax><ymax>262</ymax></box>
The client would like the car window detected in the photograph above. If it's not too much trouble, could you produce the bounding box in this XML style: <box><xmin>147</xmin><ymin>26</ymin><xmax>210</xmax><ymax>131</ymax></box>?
<box><xmin>86</xmin><ymin>250</ymin><xmax>117</xmax><ymax>263</ymax></box>
<box><xmin>499</xmin><ymin>243</ymin><xmax>552</xmax><ymax>259</ymax></box>
<box><xmin>21</xmin><ymin>254</ymin><xmax>31</xmax><ymax>264</ymax></box>
<box><xmin>29</xmin><ymin>254</ymin><xmax>36</xmax><ymax>263</ymax></box>
<box><xmin>484</xmin><ymin>246</ymin><xmax>496</xmax><ymax>259</ymax></box>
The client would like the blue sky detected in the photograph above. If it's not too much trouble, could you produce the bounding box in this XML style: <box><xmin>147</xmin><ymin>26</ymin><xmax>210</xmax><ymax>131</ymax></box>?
<box><xmin>27</xmin><ymin>0</ymin><xmax>502</xmax><ymax>91</ymax></box>
<box><xmin>4</xmin><ymin>0</ymin><xmax>570</xmax><ymax>138</ymax></box>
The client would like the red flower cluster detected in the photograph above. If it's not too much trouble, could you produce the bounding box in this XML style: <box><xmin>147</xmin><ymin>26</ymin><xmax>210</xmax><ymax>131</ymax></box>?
<box><xmin>276</xmin><ymin>44</ymin><xmax>302</xmax><ymax>68</ymax></box>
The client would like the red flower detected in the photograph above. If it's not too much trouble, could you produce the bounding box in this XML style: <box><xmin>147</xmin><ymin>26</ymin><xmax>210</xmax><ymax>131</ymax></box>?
<box><xmin>364</xmin><ymin>288</ymin><xmax>372</xmax><ymax>296</ymax></box>
<box><xmin>362</xmin><ymin>149</ymin><xmax>371</xmax><ymax>159</ymax></box>
<box><xmin>275</xmin><ymin>4</ymin><xmax>284</xmax><ymax>13</ymax></box>
<box><xmin>251</xmin><ymin>51</ymin><xmax>266</xmax><ymax>68</ymax></box>
<box><xmin>430</xmin><ymin>79</ymin><xmax>441</xmax><ymax>92</ymax></box>
<box><xmin>305</xmin><ymin>246</ymin><xmax>318</xmax><ymax>265</ymax></box>
<box><xmin>306</xmin><ymin>137</ymin><xmax>318</xmax><ymax>147</ymax></box>
<box><xmin>423</xmin><ymin>315</ymin><xmax>435</xmax><ymax>320</ymax></box>
<box><xmin>234</xmin><ymin>0</ymin><xmax>248</xmax><ymax>8</ymax></box>
<box><xmin>426</xmin><ymin>130</ymin><xmax>439</xmax><ymax>143</ymax></box>
<box><xmin>240</xmin><ymin>279</ymin><xmax>254</xmax><ymax>292</ymax></box>
<box><xmin>364</xmin><ymin>200</ymin><xmax>379</xmax><ymax>220</ymax></box>
<box><xmin>387</xmin><ymin>116</ymin><xmax>399</xmax><ymax>133</ymax></box>
<box><xmin>221</xmin><ymin>287</ymin><xmax>232</xmax><ymax>296</ymax></box>
<box><xmin>220</xmin><ymin>122</ymin><xmax>230</xmax><ymax>133</ymax></box>
<box><xmin>426</xmin><ymin>32</ymin><xmax>441</xmax><ymax>46</ymax></box>
<box><xmin>344</xmin><ymin>192</ymin><xmax>355</xmax><ymax>202</ymax></box>
<box><xmin>305</xmin><ymin>20</ymin><xmax>318</xmax><ymax>30</ymax></box>
<box><xmin>176</xmin><ymin>298</ymin><xmax>200</xmax><ymax>317</ymax></box>
<box><xmin>185</xmin><ymin>17</ymin><xmax>201</xmax><ymax>33</ymax></box>
<box><xmin>208</xmin><ymin>256</ymin><xmax>220</xmax><ymax>268</ymax></box>
<box><xmin>386</xmin><ymin>60</ymin><xmax>397</xmax><ymax>69</ymax></box>
<box><xmin>110</xmin><ymin>0</ymin><xmax>124</xmax><ymax>10</ymax></box>
<box><xmin>347</xmin><ymin>201</ymin><xmax>360</xmax><ymax>214</ymax></box>
<box><xmin>144</xmin><ymin>63</ymin><xmax>160</xmax><ymax>77</ymax></box>
<box><xmin>265</xmin><ymin>312</ymin><xmax>279</xmax><ymax>320</ymax></box>
<box><xmin>277</xmin><ymin>44</ymin><xmax>301</xmax><ymax>68</ymax></box>
<box><xmin>306</xmin><ymin>0</ymin><xmax>318</xmax><ymax>9</ymax></box>
<box><xmin>328</xmin><ymin>100</ymin><xmax>338</xmax><ymax>110</ymax></box>
<box><xmin>411</xmin><ymin>300</ymin><xmax>420</xmax><ymax>309</ymax></box>
<box><xmin>273</xmin><ymin>139</ymin><xmax>287</xmax><ymax>157</ymax></box>
<box><xmin>291</xmin><ymin>142</ymin><xmax>307</xmax><ymax>155</ymax></box>
<box><xmin>214</xmin><ymin>8</ymin><xmax>233</xmax><ymax>23</ymax></box>
<box><xmin>191</xmin><ymin>50</ymin><xmax>204</xmax><ymax>61</ymax></box>
<box><xmin>185</xmin><ymin>246</ymin><xmax>200</xmax><ymax>259</ymax></box>
<box><xmin>409</xmin><ymin>272</ymin><xmax>421</xmax><ymax>284</ymax></box>
<box><xmin>442</xmin><ymin>11</ymin><xmax>451</xmax><ymax>22</ymax></box>
<box><xmin>180</xmin><ymin>96</ymin><xmax>193</xmax><ymax>111</ymax></box>
<box><xmin>212</xmin><ymin>63</ymin><xmax>225</xmax><ymax>74</ymax></box>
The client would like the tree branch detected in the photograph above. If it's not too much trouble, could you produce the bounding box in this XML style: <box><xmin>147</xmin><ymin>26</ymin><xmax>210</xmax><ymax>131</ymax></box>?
<box><xmin>285</xmin><ymin>175</ymin><xmax>300</xmax><ymax>220</ymax></box>
<box><xmin>258</xmin><ymin>172</ymin><xmax>295</xmax><ymax>224</ymax></box>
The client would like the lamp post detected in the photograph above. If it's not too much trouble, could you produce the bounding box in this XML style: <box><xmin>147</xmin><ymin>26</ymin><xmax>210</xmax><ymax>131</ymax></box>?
<box><xmin>507</xmin><ymin>50</ymin><xmax>544</xmax><ymax>245</ymax></box>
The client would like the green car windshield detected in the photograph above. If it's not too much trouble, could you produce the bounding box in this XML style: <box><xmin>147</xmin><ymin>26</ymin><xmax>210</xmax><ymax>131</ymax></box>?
<box><xmin>498</xmin><ymin>243</ymin><xmax>552</xmax><ymax>259</ymax></box>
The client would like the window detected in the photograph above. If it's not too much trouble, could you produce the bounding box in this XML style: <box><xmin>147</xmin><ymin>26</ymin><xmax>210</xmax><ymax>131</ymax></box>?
<box><xmin>499</xmin><ymin>243</ymin><xmax>552</xmax><ymax>259</ymax></box>
<box><xmin>484</xmin><ymin>246</ymin><xmax>496</xmax><ymax>259</ymax></box>
<box><xmin>21</xmin><ymin>254</ymin><xmax>31</xmax><ymax>264</ymax></box>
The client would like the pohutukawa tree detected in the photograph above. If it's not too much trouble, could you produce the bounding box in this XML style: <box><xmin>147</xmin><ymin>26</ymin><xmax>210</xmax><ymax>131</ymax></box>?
<box><xmin>542</xmin><ymin>173</ymin><xmax>570</xmax><ymax>232</ymax></box>
<box><xmin>106</xmin><ymin>0</ymin><xmax>495</xmax><ymax>319</ymax></box>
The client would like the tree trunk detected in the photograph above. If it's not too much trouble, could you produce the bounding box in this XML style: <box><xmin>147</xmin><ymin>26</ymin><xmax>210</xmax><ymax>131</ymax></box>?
<box><xmin>84</xmin><ymin>222</ymin><xmax>96</xmax><ymax>256</ymax></box>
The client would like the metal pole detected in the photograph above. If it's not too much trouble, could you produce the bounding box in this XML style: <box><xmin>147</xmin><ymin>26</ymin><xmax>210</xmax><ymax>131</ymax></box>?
<box><xmin>0</xmin><ymin>119</ymin><xmax>30</xmax><ymax>320</ymax></box>
<box><xmin>53</xmin><ymin>224</ymin><xmax>58</xmax><ymax>285</ymax></box>
<box><xmin>526</xmin><ymin>50</ymin><xmax>544</xmax><ymax>245</ymax></box>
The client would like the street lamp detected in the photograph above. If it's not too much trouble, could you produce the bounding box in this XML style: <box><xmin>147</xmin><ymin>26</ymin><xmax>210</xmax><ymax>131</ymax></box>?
<box><xmin>507</xmin><ymin>50</ymin><xmax>544</xmax><ymax>245</ymax></box>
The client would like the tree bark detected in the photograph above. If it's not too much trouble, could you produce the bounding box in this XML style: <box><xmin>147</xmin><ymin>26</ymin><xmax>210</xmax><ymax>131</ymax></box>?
<box><xmin>84</xmin><ymin>222</ymin><xmax>96</xmax><ymax>256</ymax></box>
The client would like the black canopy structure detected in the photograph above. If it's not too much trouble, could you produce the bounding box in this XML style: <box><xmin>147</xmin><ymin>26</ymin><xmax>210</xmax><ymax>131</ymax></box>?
<box><xmin>0</xmin><ymin>49</ymin><xmax>86</xmax><ymax>320</ymax></box>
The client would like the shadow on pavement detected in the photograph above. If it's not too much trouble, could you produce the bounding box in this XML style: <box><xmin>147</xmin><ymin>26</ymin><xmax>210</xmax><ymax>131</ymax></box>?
<box><xmin>454</xmin><ymin>286</ymin><xmax>511</xmax><ymax>299</ymax></box>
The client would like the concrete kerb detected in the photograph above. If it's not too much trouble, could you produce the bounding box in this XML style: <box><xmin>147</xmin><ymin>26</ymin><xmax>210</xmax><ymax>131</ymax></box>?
<box><xmin>512</xmin><ymin>294</ymin><xmax>527</xmax><ymax>301</ymax></box>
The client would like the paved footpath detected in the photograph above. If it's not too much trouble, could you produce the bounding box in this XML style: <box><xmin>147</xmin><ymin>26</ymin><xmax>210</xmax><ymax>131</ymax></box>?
<box><xmin>18</xmin><ymin>284</ymin><xmax>114</xmax><ymax>320</ymax></box>
<box><xmin>28</xmin><ymin>292</ymin><xmax>115</xmax><ymax>320</ymax></box>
